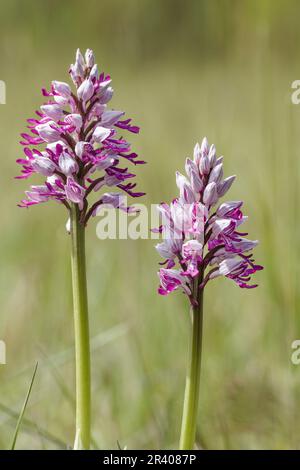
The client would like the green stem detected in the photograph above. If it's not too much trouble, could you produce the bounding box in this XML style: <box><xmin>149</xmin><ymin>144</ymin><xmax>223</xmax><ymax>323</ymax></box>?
<box><xmin>179</xmin><ymin>287</ymin><xmax>204</xmax><ymax>450</ymax></box>
<box><xmin>70</xmin><ymin>203</ymin><xmax>91</xmax><ymax>450</ymax></box>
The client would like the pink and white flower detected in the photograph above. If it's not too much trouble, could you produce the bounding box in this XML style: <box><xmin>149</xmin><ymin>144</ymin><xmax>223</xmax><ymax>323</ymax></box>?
<box><xmin>154</xmin><ymin>138</ymin><xmax>263</xmax><ymax>301</ymax></box>
<box><xmin>17</xmin><ymin>49</ymin><xmax>145</xmax><ymax>221</ymax></box>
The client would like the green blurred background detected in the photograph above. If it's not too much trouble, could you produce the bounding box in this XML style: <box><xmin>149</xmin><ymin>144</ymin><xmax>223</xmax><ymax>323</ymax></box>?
<box><xmin>0</xmin><ymin>0</ymin><xmax>299</xmax><ymax>449</ymax></box>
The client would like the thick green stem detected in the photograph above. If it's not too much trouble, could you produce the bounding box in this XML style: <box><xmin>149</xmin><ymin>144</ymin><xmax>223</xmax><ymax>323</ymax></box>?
<box><xmin>70</xmin><ymin>203</ymin><xmax>91</xmax><ymax>450</ymax></box>
<box><xmin>179</xmin><ymin>287</ymin><xmax>204</xmax><ymax>450</ymax></box>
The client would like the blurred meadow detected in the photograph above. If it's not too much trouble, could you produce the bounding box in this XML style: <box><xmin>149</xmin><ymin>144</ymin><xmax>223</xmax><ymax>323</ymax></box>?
<box><xmin>0</xmin><ymin>0</ymin><xmax>299</xmax><ymax>449</ymax></box>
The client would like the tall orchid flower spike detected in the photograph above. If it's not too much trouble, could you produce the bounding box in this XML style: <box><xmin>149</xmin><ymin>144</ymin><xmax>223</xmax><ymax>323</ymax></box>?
<box><xmin>154</xmin><ymin>137</ymin><xmax>263</xmax><ymax>450</ymax></box>
<box><xmin>16</xmin><ymin>48</ymin><xmax>145</xmax><ymax>449</ymax></box>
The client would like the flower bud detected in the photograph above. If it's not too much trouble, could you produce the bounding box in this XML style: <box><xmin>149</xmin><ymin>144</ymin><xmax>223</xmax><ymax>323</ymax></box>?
<box><xmin>85</xmin><ymin>49</ymin><xmax>95</xmax><ymax>68</ymax></box>
<box><xmin>41</xmin><ymin>104</ymin><xmax>64</xmax><ymax>120</ymax></box>
<box><xmin>64</xmin><ymin>113</ymin><xmax>83</xmax><ymax>131</ymax></box>
<box><xmin>176</xmin><ymin>171</ymin><xmax>195</xmax><ymax>204</ymax></box>
<box><xmin>217</xmin><ymin>200</ymin><xmax>242</xmax><ymax>217</ymax></box>
<box><xmin>25</xmin><ymin>185</ymin><xmax>51</xmax><ymax>202</ymax></box>
<box><xmin>31</xmin><ymin>156</ymin><xmax>56</xmax><ymax>176</ymax></box>
<box><xmin>199</xmin><ymin>155</ymin><xmax>210</xmax><ymax>175</ymax></box>
<box><xmin>59</xmin><ymin>152</ymin><xmax>79</xmax><ymax>176</ymax></box>
<box><xmin>92</xmin><ymin>126</ymin><xmax>111</xmax><ymax>143</ymax></box>
<box><xmin>89</xmin><ymin>64</ymin><xmax>99</xmax><ymax>81</ymax></box>
<box><xmin>200</xmin><ymin>136</ymin><xmax>209</xmax><ymax>156</ymax></box>
<box><xmin>185</xmin><ymin>158</ymin><xmax>202</xmax><ymax>193</ymax></box>
<box><xmin>36</xmin><ymin>122</ymin><xmax>61</xmax><ymax>143</ymax></box>
<box><xmin>193</xmin><ymin>142</ymin><xmax>201</xmax><ymax>166</ymax></box>
<box><xmin>89</xmin><ymin>102</ymin><xmax>106</xmax><ymax>119</ymax></box>
<box><xmin>77</xmin><ymin>78</ymin><xmax>94</xmax><ymax>103</ymax></box>
<box><xmin>76</xmin><ymin>49</ymin><xmax>85</xmax><ymax>69</ymax></box>
<box><xmin>99</xmin><ymin>86</ymin><xmax>113</xmax><ymax>104</ymax></box>
<box><xmin>54</xmin><ymin>95</ymin><xmax>69</xmax><ymax>106</ymax></box>
<box><xmin>217</xmin><ymin>175</ymin><xmax>236</xmax><ymax>197</ymax></box>
<box><xmin>209</xmin><ymin>162</ymin><xmax>223</xmax><ymax>184</ymax></box>
<box><xmin>101</xmin><ymin>110</ymin><xmax>124</xmax><ymax>127</ymax></box>
<box><xmin>52</xmin><ymin>81</ymin><xmax>71</xmax><ymax>98</ymax></box>
<box><xmin>203</xmin><ymin>181</ymin><xmax>218</xmax><ymax>206</ymax></box>
<box><xmin>208</xmin><ymin>144</ymin><xmax>217</xmax><ymax>167</ymax></box>
<box><xmin>75</xmin><ymin>141</ymin><xmax>87</xmax><ymax>158</ymax></box>
<box><xmin>64</xmin><ymin>177</ymin><xmax>85</xmax><ymax>208</ymax></box>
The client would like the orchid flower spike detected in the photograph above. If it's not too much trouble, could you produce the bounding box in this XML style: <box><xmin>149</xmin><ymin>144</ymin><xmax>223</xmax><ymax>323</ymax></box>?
<box><xmin>16</xmin><ymin>48</ymin><xmax>146</xmax><ymax>450</ymax></box>
<box><xmin>154</xmin><ymin>138</ymin><xmax>263</xmax><ymax>451</ymax></box>
<box><xmin>17</xmin><ymin>48</ymin><xmax>145</xmax><ymax>224</ymax></box>
<box><xmin>154</xmin><ymin>137</ymin><xmax>263</xmax><ymax>304</ymax></box>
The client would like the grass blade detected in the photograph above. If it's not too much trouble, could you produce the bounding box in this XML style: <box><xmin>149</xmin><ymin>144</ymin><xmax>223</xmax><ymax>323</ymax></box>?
<box><xmin>38</xmin><ymin>347</ymin><xmax>99</xmax><ymax>449</ymax></box>
<box><xmin>0</xmin><ymin>402</ymin><xmax>66</xmax><ymax>448</ymax></box>
<box><xmin>10</xmin><ymin>362</ymin><xmax>38</xmax><ymax>450</ymax></box>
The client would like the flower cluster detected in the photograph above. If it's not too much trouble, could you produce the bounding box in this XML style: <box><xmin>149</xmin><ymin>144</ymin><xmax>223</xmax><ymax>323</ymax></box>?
<box><xmin>155</xmin><ymin>138</ymin><xmax>263</xmax><ymax>303</ymax></box>
<box><xmin>16</xmin><ymin>48</ymin><xmax>145</xmax><ymax>223</ymax></box>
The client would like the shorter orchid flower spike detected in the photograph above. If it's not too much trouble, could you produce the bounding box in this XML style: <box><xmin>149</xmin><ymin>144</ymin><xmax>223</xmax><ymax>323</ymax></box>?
<box><xmin>17</xmin><ymin>48</ymin><xmax>145</xmax><ymax>225</ymax></box>
<box><xmin>154</xmin><ymin>137</ymin><xmax>263</xmax><ymax>305</ymax></box>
